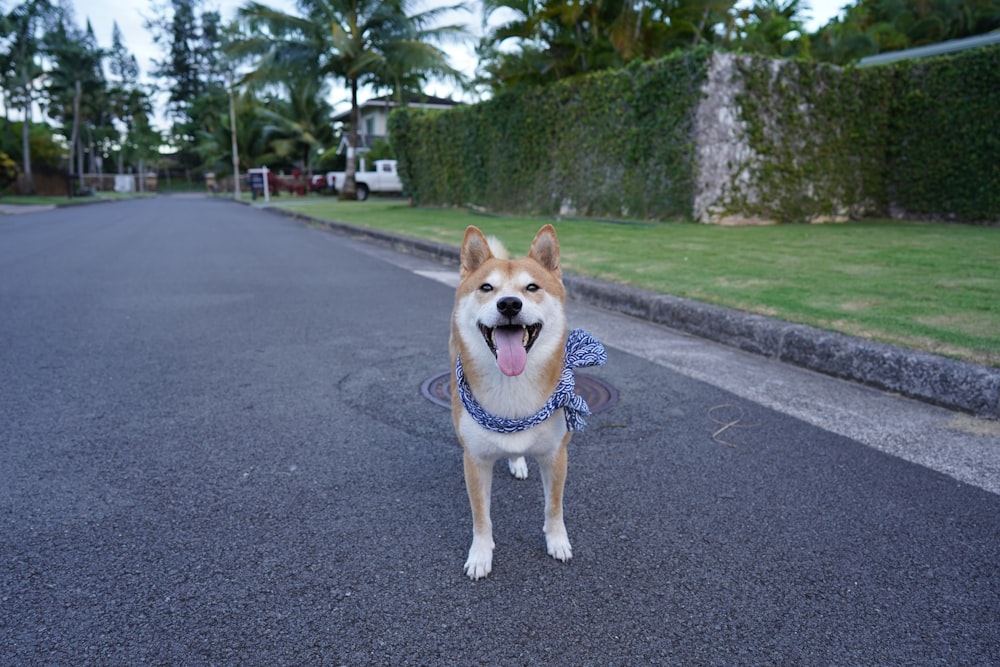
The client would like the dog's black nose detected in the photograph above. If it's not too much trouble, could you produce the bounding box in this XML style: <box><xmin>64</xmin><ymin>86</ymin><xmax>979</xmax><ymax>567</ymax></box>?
<box><xmin>496</xmin><ymin>296</ymin><xmax>522</xmax><ymax>318</ymax></box>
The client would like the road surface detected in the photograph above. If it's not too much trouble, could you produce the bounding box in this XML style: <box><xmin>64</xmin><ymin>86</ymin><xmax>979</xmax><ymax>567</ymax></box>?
<box><xmin>1</xmin><ymin>196</ymin><xmax>997</xmax><ymax>665</ymax></box>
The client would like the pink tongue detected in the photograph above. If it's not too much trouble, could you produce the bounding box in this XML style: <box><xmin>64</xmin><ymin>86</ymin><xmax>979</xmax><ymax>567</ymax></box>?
<box><xmin>494</xmin><ymin>327</ymin><xmax>527</xmax><ymax>376</ymax></box>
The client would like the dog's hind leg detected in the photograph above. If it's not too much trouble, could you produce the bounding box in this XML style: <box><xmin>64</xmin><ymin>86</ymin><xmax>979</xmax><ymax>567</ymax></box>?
<box><xmin>462</xmin><ymin>450</ymin><xmax>496</xmax><ymax>579</ymax></box>
<box><xmin>537</xmin><ymin>437</ymin><xmax>573</xmax><ymax>562</ymax></box>
<box><xmin>507</xmin><ymin>456</ymin><xmax>528</xmax><ymax>479</ymax></box>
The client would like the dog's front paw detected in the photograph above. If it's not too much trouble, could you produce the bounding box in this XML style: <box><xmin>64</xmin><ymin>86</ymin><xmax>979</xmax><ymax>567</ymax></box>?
<box><xmin>507</xmin><ymin>457</ymin><xmax>528</xmax><ymax>479</ymax></box>
<box><xmin>546</xmin><ymin>533</ymin><xmax>573</xmax><ymax>563</ymax></box>
<box><xmin>464</xmin><ymin>539</ymin><xmax>494</xmax><ymax>580</ymax></box>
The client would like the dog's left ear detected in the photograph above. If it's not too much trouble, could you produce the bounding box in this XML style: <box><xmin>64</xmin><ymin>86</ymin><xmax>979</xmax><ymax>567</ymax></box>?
<box><xmin>529</xmin><ymin>224</ymin><xmax>561</xmax><ymax>278</ymax></box>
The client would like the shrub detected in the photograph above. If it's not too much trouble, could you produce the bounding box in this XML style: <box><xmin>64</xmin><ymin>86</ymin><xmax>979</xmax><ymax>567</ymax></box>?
<box><xmin>391</xmin><ymin>45</ymin><xmax>999</xmax><ymax>224</ymax></box>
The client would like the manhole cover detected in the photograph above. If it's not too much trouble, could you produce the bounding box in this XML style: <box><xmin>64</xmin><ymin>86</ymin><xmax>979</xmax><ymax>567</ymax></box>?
<box><xmin>421</xmin><ymin>371</ymin><xmax>618</xmax><ymax>414</ymax></box>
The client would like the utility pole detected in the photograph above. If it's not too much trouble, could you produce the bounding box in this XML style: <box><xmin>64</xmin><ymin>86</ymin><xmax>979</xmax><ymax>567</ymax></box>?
<box><xmin>229</xmin><ymin>73</ymin><xmax>240</xmax><ymax>200</ymax></box>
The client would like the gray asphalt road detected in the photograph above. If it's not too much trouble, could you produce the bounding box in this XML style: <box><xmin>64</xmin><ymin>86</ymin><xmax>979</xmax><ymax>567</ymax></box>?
<box><xmin>2</xmin><ymin>196</ymin><xmax>998</xmax><ymax>666</ymax></box>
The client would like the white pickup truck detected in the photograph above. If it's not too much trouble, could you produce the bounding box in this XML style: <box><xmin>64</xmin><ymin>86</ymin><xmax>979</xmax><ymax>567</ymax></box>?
<box><xmin>318</xmin><ymin>159</ymin><xmax>402</xmax><ymax>200</ymax></box>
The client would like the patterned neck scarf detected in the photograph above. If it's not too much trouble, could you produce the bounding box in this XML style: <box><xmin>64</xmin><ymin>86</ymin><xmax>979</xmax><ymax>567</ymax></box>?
<box><xmin>456</xmin><ymin>328</ymin><xmax>607</xmax><ymax>434</ymax></box>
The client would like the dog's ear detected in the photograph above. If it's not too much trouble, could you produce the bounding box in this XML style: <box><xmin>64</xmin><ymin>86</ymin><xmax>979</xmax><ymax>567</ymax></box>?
<box><xmin>529</xmin><ymin>224</ymin><xmax>561</xmax><ymax>278</ymax></box>
<box><xmin>461</xmin><ymin>226</ymin><xmax>493</xmax><ymax>278</ymax></box>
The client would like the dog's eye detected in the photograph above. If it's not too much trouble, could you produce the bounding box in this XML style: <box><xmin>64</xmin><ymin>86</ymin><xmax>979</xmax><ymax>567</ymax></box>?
<box><xmin>526</xmin><ymin>283</ymin><xmax>540</xmax><ymax>292</ymax></box>
<box><xmin>479</xmin><ymin>283</ymin><xmax>493</xmax><ymax>292</ymax></box>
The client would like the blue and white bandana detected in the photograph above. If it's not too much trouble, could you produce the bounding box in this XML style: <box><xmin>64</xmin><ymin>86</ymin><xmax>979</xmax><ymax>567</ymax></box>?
<box><xmin>456</xmin><ymin>328</ymin><xmax>607</xmax><ymax>434</ymax></box>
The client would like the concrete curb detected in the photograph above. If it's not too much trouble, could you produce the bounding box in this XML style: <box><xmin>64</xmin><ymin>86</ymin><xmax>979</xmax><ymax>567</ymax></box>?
<box><xmin>270</xmin><ymin>206</ymin><xmax>1000</xmax><ymax>418</ymax></box>
<box><xmin>564</xmin><ymin>273</ymin><xmax>1000</xmax><ymax>418</ymax></box>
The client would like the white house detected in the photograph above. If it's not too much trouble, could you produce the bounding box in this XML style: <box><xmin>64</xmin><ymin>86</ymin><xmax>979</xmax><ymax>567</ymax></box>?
<box><xmin>333</xmin><ymin>94</ymin><xmax>462</xmax><ymax>155</ymax></box>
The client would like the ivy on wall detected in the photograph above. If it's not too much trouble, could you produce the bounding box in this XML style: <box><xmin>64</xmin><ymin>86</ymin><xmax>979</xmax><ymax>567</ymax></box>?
<box><xmin>887</xmin><ymin>47</ymin><xmax>1000</xmax><ymax>223</ymax></box>
<box><xmin>728</xmin><ymin>46</ymin><xmax>999</xmax><ymax>224</ymax></box>
<box><xmin>391</xmin><ymin>45</ymin><xmax>998</xmax><ymax>224</ymax></box>
<box><xmin>725</xmin><ymin>55</ymin><xmax>892</xmax><ymax>223</ymax></box>
<box><xmin>390</xmin><ymin>47</ymin><xmax>713</xmax><ymax>220</ymax></box>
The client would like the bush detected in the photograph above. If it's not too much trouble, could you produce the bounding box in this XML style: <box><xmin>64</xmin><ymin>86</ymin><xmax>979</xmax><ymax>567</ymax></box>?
<box><xmin>391</xmin><ymin>45</ymin><xmax>999</xmax><ymax>224</ymax></box>
<box><xmin>886</xmin><ymin>47</ymin><xmax>1000</xmax><ymax>222</ymax></box>
<box><xmin>391</xmin><ymin>47</ymin><xmax>713</xmax><ymax>220</ymax></box>
<box><xmin>0</xmin><ymin>152</ymin><xmax>19</xmax><ymax>193</ymax></box>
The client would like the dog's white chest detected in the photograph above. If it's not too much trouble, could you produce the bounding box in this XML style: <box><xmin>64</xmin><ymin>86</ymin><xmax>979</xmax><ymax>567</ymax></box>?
<box><xmin>457</xmin><ymin>409</ymin><xmax>567</xmax><ymax>459</ymax></box>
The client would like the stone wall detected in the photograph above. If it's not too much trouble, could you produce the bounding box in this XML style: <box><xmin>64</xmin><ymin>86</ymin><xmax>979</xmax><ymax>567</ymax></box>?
<box><xmin>692</xmin><ymin>52</ymin><xmax>888</xmax><ymax>224</ymax></box>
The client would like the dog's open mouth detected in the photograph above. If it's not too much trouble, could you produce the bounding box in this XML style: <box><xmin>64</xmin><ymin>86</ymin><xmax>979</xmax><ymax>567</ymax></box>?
<box><xmin>479</xmin><ymin>323</ymin><xmax>542</xmax><ymax>377</ymax></box>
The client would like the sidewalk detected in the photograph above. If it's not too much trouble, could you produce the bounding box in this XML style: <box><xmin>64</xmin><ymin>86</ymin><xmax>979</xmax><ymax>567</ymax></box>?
<box><xmin>0</xmin><ymin>204</ymin><xmax>56</xmax><ymax>215</ymax></box>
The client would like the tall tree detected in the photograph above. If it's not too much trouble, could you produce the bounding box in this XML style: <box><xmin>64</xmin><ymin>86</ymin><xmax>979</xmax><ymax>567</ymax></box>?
<box><xmin>44</xmin><ymin>16</ymin><xmax>107</xmax><ymax>179</ymax></box>
<box><xmin>810</xmin><ymin>0</ymin><xmax>1000</xmax><ymax>63</ymax></box>
<box><xmin>257</xmin><ymin>77</ymin><xmax>336</xmax><ymax>177</ymax></box>
<box><xmin>108</xmin><ymin>22</ymin><xmax>139</xmax><ymax>83</ymax></box>
<box><xmin>233</xmin><ymin>0</ymin><xmax>467</xmax><ymax>200</ymax></box>
<box><xmin>194</xmin><ymin>86</ymin><xmax>269</xmax><ymax>178</ymax></box>
<box><xmin>107</xmin><ymin>21</ymin><xmax>145</xmax><ymax>173</ymax></box>
<box><xmin>732</xmin><ymin>0</ymin><xmax>810</xmax><ymax>57</ymax></box>
<box><xmin>104</xmin><ymin>20</ymin><xmax>161</xmax><ymax>183</ymax></box>
<box><xmin>147</xmin><ymin>0</ymin><xmax>228</xmax><ymax>174</ymax></box>
<box><xmin>478</xmin><ymin>0</ymin><xmax>739</xmax><ymax>91</ymax></box>
<box><xmin>1</xmin><ymin>0</ymin><xmax>58</xmax><ymax>193</ymax></box>
<box><xmin>479</xmin><ymin>0</ymin><xmax>630</xmax><ymax>88</ymax></box>
<box><xmin>809</xmin><ymin>11</ymin><xmax>879</xmax><ymax>64</ymax></box>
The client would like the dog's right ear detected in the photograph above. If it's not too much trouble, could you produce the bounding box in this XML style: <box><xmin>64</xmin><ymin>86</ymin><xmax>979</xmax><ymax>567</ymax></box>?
<box><xmin>460</xmin><ymin>226</ymin><xmax>492</xmax><ymax>279</ymax></box>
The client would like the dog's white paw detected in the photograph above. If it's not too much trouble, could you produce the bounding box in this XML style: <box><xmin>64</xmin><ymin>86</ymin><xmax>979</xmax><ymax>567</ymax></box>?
<box><xmin>464</xmin><ymin>539</ymin><xmax>494</xmax><ymax>580</ymax></box>
<box><xmin>507</xmin><ymin>457</ymin><xmax>528</xmax><ymax>479</ymax></box>
<box><xmin>546</xmin><ymin>533</ymin><xmax>573</xmax><ymax>562</ymax></box>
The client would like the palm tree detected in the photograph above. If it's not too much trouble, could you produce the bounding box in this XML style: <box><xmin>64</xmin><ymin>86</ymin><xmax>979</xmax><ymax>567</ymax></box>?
<box><xmin>233</xmin><ymin>0</ymin><xmax>467</xmax><ymax>200</ymax></box>
<box><xmin>195</xmin><ymin>87</ymin><xmax>269</xmax><ymax>178</ymax></box>
<box><xmin>478</xmin><ymin>0</ymin><xmax>740</xmax><ymax>90</ymax></box>
<box><xmin>257</xmin><ymin>77</ymin><xmax>336</xmax><ymax>177</ymax></box>
<box><xmin>733</xmin><ymin>0</ymin><xmax>810</xmax><ymax>57</ymax></box>
<box><xmin>44</xmin><ymin>16</ymin><xmax>108</xmax><ymax>181</ymax></box>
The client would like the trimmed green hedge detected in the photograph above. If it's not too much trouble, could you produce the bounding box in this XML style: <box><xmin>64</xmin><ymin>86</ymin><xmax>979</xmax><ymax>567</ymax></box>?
<box><xmin>390</xmin><ymin>45</ymin><xmax>999</xmax><ymax>224</ymax></box>
<box><xmin>887</xmin><ymin>47</ymin><xmax>1000</xmax><ymax>222</ymax></box>
<box><xmin>391</xmin><ymin>47</ymin><xmax>713</xmax><ymax>220</ymax></box>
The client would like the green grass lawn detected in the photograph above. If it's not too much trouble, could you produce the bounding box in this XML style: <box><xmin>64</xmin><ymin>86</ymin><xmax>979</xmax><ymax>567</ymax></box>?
<box><xmin>273</xmin><ymin>197</ymin><xmax>1000</xmax><ymax>367</ymax></box>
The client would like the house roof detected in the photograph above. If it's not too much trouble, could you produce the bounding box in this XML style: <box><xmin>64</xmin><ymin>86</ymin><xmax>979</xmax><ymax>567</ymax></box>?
<box><xmin>332</xmin><ymin>94</ymin><xmax>462</xmax><ymax>123</ymax></box>
<box><xmin>858</xmin><ymin>32</ymin><xmax>1000</xmax><ymax>66</ymax></box>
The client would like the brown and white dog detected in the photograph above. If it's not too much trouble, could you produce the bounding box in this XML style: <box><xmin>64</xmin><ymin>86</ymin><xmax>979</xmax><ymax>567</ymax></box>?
<box><xmin>450</xmin><ymin>224</ymin><xmax>574</xmax><ymax>580</ymax></box>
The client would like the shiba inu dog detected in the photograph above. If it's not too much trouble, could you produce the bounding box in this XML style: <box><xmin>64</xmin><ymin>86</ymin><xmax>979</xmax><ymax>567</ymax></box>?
<box><xmin>450</xmin><ymin>224</ymin><xmax>605</xmax><ymax>579</ymax></box>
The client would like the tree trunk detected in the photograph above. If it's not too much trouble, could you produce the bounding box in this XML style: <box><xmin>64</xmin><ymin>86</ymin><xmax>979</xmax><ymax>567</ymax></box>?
<box><xmin>20</xmin><ymin>79</ymin><xmax>34</xmax><ymax>195</ymax></box>
<box><xmin>70</xmin><ymin>80</ymin><xmax>81</xmax><ymax>194</ymax></box>
<box><xmin>76</xmin><ymin>131</ymin><xmax>84</xmax><ymax>180</ymax></box>
<box><xmin>694</xmin><ymin>8</ymin><xmax>710</xmax><ymax>45</ymax></box>
<box><xmin>229</xmin><ymin>77</ymin><xmax>241</xmax><ymax>200</ymax></box>
<box><xmin>339</xmin><ymin>76</ymin><xmax>359</xmax><ymax>201</ymax></box>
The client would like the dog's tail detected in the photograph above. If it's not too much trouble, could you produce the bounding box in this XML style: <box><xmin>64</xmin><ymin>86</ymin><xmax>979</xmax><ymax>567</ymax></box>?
<box><xmin>486</xmin><ymin>236</ymin><xmax>509</xmax><ymax>260</ymax></box>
